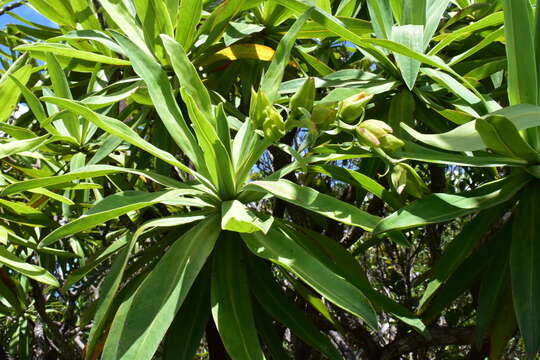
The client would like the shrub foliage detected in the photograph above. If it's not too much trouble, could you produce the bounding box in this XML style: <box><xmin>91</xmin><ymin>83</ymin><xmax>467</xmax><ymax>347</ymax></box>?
<box><xmin>0</xmin><ymin>0</ymin><xmax>539</xmax><ymax>359</ymax></box>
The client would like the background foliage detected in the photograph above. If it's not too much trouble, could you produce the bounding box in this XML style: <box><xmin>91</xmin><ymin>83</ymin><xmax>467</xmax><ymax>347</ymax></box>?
<box><xmin>0</xmin><ymin>0</ymin><xmax>539</xmax><ymax>359</ymax></box>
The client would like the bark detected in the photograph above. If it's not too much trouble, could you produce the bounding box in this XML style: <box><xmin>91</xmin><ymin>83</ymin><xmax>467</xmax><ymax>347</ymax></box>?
<box><xmin>379</xmin><ymin>326</ymin><xmax>476</xmax><ymax>360</ymax></box>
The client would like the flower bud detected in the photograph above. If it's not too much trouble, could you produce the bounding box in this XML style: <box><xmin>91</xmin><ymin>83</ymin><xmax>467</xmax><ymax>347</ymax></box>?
<box><xmin>379</xmin><ymin>134</ymin><xmax>405</xmax><ymax>152</ymax></box>
<box><xmin>390</xmin><ymin>163</ymin><xmax>429</xmax><ymax>199</ymax></box>
<box><xmin>249</xmin><ymin>89</ymin><xmax>272</xmax><ymax>129</ymax></box>
<box><xmin>390</xmin><ymin>163</ymin><xmax>407</xmax><ymax>194</ymax></box>
<box><xmin>359</xmin><ymin>119</ymin><xmax>393</xmax><ymax>137</ymax></box>
<box><xmin>262</xmin><ymin>106</ymin><xmax>285</xmax><ymax>140</ymax></box>
<box><xmin>290</xmin><ymin>77</ymin><xmax>315</xmax><ymax>116</ymax></box>
<box><xmin>356</xmin><ymin>120</ymin><xmax>404</xmax><ymax>151</ymax></box>
<box><xmin>356</xmin><ymin>127</ymin><xmax>380</xmax><ymax>147</ymax></box>
<box><xmin>338</xmin><ymin>92</ymin><xmax>373</xmax><ymax>123</ymax></box>
<box><xmin>311</xmin><ymin>103</ymin><xmax>337</xmax><ymax>131</ymax></box>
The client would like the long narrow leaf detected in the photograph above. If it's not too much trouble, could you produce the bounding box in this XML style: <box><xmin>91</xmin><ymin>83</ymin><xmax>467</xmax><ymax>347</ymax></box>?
<box><xmin>375</xmin><ymin>173</ymin><xmax>529</xmax><ymax>234</ymax></box>
<box><xmin>242</xmin><ymin>226</ymin><xmax>378</xmax><ymax>329</ymax></box>
<box><xmin>244</xmin><ymin>179</ymin><xmax>380</xmax><ymax>231</ymax></box>
<box><xmin>40</xmin><ymin>190</ymin><xmax>209</xmax><ymax>247</ymax></box>
<box><xmin>510</xmin><ymin>182</ymin><xmax>540</xmax><ymax>358</ymax></box>
<box><xmin>211</xmin><ymin>233</ymin><xmax>265</xmax><ymax>360</ymax></box>
<box><xmin>101</xmin><ymin>216</ymin><xmax>220</xmax><ymax>360</ymax></box>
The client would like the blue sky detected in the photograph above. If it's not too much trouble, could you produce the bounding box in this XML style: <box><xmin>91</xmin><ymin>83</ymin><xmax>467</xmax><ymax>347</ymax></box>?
<box><xmin>0</xmin><ymin>2</ymin><xmax>54</xmax><ymax>29</ymax></box>
<box><xmin>0</xmin><ymin>2</ymin><xmax>54</xmax><ymax>67</ymax></box>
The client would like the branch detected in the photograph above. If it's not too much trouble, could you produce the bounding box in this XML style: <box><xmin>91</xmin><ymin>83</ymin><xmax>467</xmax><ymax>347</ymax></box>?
<box><xmin>0</xmin><ymin>1</ymin><xmax>28</xmax><ymax>16</ymax></box>
<box><xmin>379</xmin><ymin>325</ymin><xmax>476</xmax><ymax>360</ymax></box>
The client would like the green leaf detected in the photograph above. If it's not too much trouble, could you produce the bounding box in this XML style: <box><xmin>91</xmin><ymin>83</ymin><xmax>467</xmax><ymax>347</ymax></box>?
<box><xmin>26</xmin><ymin>0</ymin><xmax>75</xmax><ymax>26</ymax></box>
<box><xmin>175</xmin><ymin>0</ymin><xmax>202</xmax><ymax>51</ymax></box>
<box><xmin>101</xmin><ymin>216</ymin><xmax>220</xmax><ymax>360</ymax></box>
<box><xmin>70</xmin><ymin>0</ymin><xmax>102</xmax><ymax>31</ymax></box>
<box><xmin>1</xmin><ymin>165</ymin><xmax>191</xmax><ymax>196</ymax></box>
<box><xmin>423</xmin><ymin>0</ymin><xmax>450</xmax><ymax>48</ymax></box>
<box><xmin>81</xmin><ymin>81</ymin><xmax>140</xmax><ymax>110</ymax></box>
<box><xmin>254</xmin><ymin>307</ymin><xmax>292</xmax><ymax>360</ymax></box>
<box><xmin>180</xmin><ymin>89</ymin><xmax>236</xmax><ymax>197</ymax></box>
<box><xmin>0</xmin><ymin>198</ymin><xmax>55</xmax><ymax>227</ymax></box>
<box><xmin>0</xmin><ymin>136</ymin><xmax>51</xmax><ymax>160</ymax></box>
<box><xmin>0</xmin><ymin>64</ymin><xmax>32</xmax><ymax>123</ymax></box>
<box><xmin>402</xmin><ymin>0</ymin><xmax>426</xmax><ymax>25</ymax></box>
<box><xmin>309</xmin><ymin>164</ymin><xmax>403</xmax><ymax>209</ymax></box>
<box><xmin>272</xmin><ymin>0</ymin><xmax>474</xmax><ymax>87</ymax></box>
<box><xmin>375</xmin><ymin>173</ymin><xmax>530</xmax><ymax>234</ymax></box>
<box><xmin>388</xmin><ymin>88</ymin><xmax>415</xmax><ymax>136</ymax></box>
<box><xmin>421</xmin><ymin>67</ymin><xmax>482</xmax><ymax>106</ymax></box>
<box><xmin>503</xmin><ymin>0</ymin><xmax>538</xmax><ymax>106</ymax></box>
<box><xmin>215</xmin><ymin>103</ymin><xmax>232</xmax><ymax>155</ymax></box>
<box><xmin>288</xmin><ymin>223</ymin><xmax>426</xmax><ymax>335</ymax></box>
<box><xmin>97</xmin><ymin>0</ymin><xmax>148</xmax><ymax>52</ymax></box>
<box><xmin>488</xmin><ymin>289</ymin><xmax>518</xmax><ymax>359</ymax></box>
<box><xmin>85</xmin><ymin>214</ymin><xmax>208</xmax><ymax>359</ymax></box>
<box><xmin>244</xmin><ymin>179</ymin><xmax>380</xmax><ymax>231</ymax></box>
<box><xmin>224</xmin><ymin>22</ymin><xmax>265</xmax><ymax>46</ymax></box>
<box><xmin>7</xmin><ymin>75</ymin><xmax>60</xmax><ymax>136</ymax></box>
<box><xmin>131</xmin><ymin>0</ymin><xmax>170</xmax><ymax>57</ymax></box>
<box><xmin>40</xmin><ymin>97</ymin><xmax>211</xmax><ymax>187</ymax></box>
<box><xmin>161</xmin><ymin>35</ymin><xmax>213</xmax><ymax>121</ymax></box>
<box><xmin>476</xmin><ymin>238</ymin><xmax>511</xmax><ymax>345</ymax></box>
<box><xmin>393</xmin><ymin>141</ymin><xmax>528</xmax><ymax>167</ymax></box>
<box><xmin>476</xmin><ymin>115</ymin><xmax>540</xmax><ymax>163</ymax></box>
<box><xmin>46</xmin><ymin>53</ymin><xmax>80</xmax><ymax>141</ymax></box>
<box><xmin>510</xmin><ymin>182</ymin><xmax>540</xmax><ymax>359</ymax></box>
<box><xmin>295</xmin><ymin>46</ymin><xmax>334</xmax><ymax>76</ymax></box>
<box><xmin>281</xmin><ymin>269</ymin><xmax>341</xmax><ymax>329</ymax></box>
<box><xmin>62</xmin><ymin>236</ymin><xmax>128</xmax><ymax>291</ymax></box>
<box><xmin>260</xmin><ymin>8</ymin><xmax>313</xmax><ymax>102</ymax></box>
<box><xmin>366</xmin><ymin>0</ymin><xmax>393</xmax><ymax>39</ymax></box>
<box><xmin>110</xmin><ymin>31</ymin><xmax>207</xmax><ymax>174</ymax></box>
<box><xmin>211</xmin><ymin>233</ymin><xmax>265</xmax><ymax>360</ymax></box>
<box><xmin>336</xmin><ymin>0</ymin><xmax>362</xmax><ymax>17</ymax></box>
<box><xmin>421</xmin><ymin>230</ymin><xmax>506</xmax><ymax>321</ymax></box>
<box><xmin>249</xmin><ymin>260</ymin><xmax>342</xmax><ymax>360</ymax></box>
<box><xmin>0</xmin><ymin>246</ymin><xmax>59</xmax><ymax>287</ymax></box>
<box><xmin>448</xmin><ymin>26</ymin><xmax>505</xmax><ymax>66</ymax></box>
<box><xmin>429</xmin><ymin>11</ymin><xmax>504</xmax><ymax>55</ymax></box>
<box><xmin>15</xmin><ymin>43</ymin><xmax>130</xmax><ymax>66</ymax></box>
<box><xmin>51</xmin><ymin>30</ymin><xmax>124</xmax><ymax>55</ymax></box>
<box><xmin>163</xmin><ymin>266</ymin><xmax>211</xmax><ymax>360</ymax></box>
<box><xmin>242</xmin><ymin>225</ymin><xmax>378</xmax><ymax>329</ymax></box>
<box><xmin>417</xmin><ymin>205</ymin><xmax>510</xmax><ymax>312</ymax></box>
<box><xmin>294</xmin><ymin>17</ymin><xmax>372</xmax><ymax>39</ymax></box>
<box><xmin>196</xmin><ymin>0</ymin><xmax>260</xmax><ymax>52</ymax></box>
<box><xmin>221</xmin><ymin>200</ymin><xmax>273</xmax><ymax>234</ymax></box>
<box><xmin>402</xmin><ymin>104</ymin><xmax>540</xmax><ymax>152</ymax></box>
<box><xmin>391</xmin><ymin>25</ymin><xmax>423</xmax><ymax>89</ymax></box>
<box><xmin>40</xmin><ymin>190</ymin><xmax>209</xmax><ymax>247</ymax></box>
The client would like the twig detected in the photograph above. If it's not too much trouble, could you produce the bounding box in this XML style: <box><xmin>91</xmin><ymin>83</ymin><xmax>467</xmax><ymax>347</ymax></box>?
<box><xmin>0</xmin><ymin>0</ymin><xmax>28</xmax><ymax>16</ymax></box>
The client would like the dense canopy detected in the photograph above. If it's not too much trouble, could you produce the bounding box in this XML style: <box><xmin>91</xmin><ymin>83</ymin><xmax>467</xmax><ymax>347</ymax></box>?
<box><xmin>0</xmin><ymin>0</ymin><xmax>539</xmax><ymax>359</ymax></box>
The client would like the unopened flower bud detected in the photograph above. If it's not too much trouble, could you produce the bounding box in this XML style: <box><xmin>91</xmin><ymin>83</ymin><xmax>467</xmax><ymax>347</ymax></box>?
<box><xmin>359</xmin><ymin>119</ymin><xmax>393</xmax><ymax>137</ymax></box>
<box><xmin>390</xmin><ymin>163</ymin><xmax>429</xmax><ymax>199</ymax></box>
<box><xmin>390</xmin><ymin>163</ymin><xmax>407</xmax><ymax>194</ymax></box>
<box><xmin>356</xmin><ymin>120</ymin><xmax>404</xmax><ymax>151</ymax></box>
<box><xmin>290</xmin><ymin>77</ymin><xmax>315</xmax><ymax>116</ymax></box>
<box><xmin>311</xmin><ymin>103</ymin><xmax>337</xmax><ymax>130</ymax></box>
<box><xmin>356</xmin><ymin>127</ymin><xmax>380</xmax><ymax>147</ymax></box>
<box><xmin>250</xmin><ymin>89</ymin><xmax>272</xmax><ymax>129</ymax></box>
<box><xmin>338</xmin><ymin>92</ymin><xmax>373</xmax><ymax>123</ymax></box>
<box><xmin>379</xmin><ymin>134</ymin><xmax>405</xmax><ymax>152</ymax></box>
<box><xmin>262</xmin><ymin>106</ymin><xmax>285</xmax><ymax>140</ymax></box>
